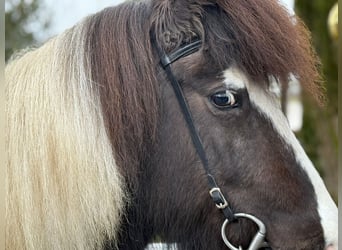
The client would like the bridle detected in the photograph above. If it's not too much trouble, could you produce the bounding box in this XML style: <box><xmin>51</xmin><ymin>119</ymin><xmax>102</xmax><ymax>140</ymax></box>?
<box><xmin>154</xmin><ymin>38</ymin><xmax>271</xmax><ymax>250</ymax></box>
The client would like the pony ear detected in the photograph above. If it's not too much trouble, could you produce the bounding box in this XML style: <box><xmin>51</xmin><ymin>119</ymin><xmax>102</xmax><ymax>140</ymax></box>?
<box><xmin>151</xmin><ymin>0</ymin><xmax>211</xmax><ymax>51</ymax></box>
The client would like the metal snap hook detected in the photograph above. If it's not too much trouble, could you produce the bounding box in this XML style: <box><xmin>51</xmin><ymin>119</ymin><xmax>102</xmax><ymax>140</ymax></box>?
<box><xmin>221</xmin><ymin>213</ymin><xmax>268</xmax><ymax>250</ymax></box>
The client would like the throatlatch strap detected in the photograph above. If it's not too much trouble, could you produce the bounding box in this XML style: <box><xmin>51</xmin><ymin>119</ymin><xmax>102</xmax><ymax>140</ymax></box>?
<box><xmin>155</xmin><ymin>39</ymin><xmax>236</xmax><ymax>222</ymax></box>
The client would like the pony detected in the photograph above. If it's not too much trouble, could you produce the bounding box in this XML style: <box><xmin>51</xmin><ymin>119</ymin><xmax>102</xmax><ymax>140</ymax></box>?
<box><xmin>5</xmin><ymin>0</ymin><xmax>338</xmax><ymax>249</ymax></box>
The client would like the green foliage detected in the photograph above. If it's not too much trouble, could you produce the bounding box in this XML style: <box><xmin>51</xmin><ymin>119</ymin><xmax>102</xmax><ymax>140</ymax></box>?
<box><xmin>5</xmin><ymin>0</ymin><xmax>49</xmax><ymax>61</ymax></box>
<box><xmin>295</xmin><ymin>98</ymin><xmax>322</xmax><ymax>175</ymax></box>
<box><xmin>295</xmin><ymin>0</ymin><xmax>338</xmax><ymax>200</ymax></box>
<box><xmin>296</xmin><ymin>0</ymin><xmax>338</xmax><ymax>112</ymax></box>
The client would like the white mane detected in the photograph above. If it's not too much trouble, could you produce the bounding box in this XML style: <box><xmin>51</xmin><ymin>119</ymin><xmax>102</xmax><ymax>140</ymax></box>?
<box><xmin>6</xmin><ymin>19</ymin><xmax>126</xmax><ymax>249</ymax></box>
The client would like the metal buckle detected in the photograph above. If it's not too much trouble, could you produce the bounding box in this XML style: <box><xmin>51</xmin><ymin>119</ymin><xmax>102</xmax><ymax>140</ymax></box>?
<box><xmin>221</xmin><ymin>213</ymin><xmax>268</xmax><ymax>250</ymax></box>
<box><xmin>209</xmin><ymin>187</ymin><xmax>228</xmax><ymax>209</ymax></box>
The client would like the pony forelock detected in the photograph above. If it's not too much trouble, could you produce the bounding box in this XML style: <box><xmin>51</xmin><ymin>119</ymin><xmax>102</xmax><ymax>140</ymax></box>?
<box><xmin>151</xmin><ymin>0</ymin><xmax>323</xmax><ymax>104</ymax></box>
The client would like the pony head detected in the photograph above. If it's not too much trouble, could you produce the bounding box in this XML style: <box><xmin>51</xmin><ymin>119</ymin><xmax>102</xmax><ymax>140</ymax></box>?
<box><xmin>6</xmin><ymin>0</ymin><xmax>337</xmax><ymax>249</ymax></box>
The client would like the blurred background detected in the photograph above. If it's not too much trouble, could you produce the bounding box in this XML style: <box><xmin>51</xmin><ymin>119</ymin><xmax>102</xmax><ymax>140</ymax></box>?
<box><xmin>5</xmin><ymin>0</ymin><xmax>338</xmax><ymax>202</ymax></box>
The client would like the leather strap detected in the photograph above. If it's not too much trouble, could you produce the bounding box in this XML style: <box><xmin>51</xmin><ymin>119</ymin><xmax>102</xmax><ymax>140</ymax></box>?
<box><xmin>155</xmin><ymin>38</ymin><xmax>236</xmax><ymax>222</ymax></box>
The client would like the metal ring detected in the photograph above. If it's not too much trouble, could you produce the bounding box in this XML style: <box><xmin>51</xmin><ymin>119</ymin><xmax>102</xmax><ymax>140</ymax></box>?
<box><xmin>221</xmin><ymin>213</ymin><xmax>267</xmax><ymax>250</ymax></box>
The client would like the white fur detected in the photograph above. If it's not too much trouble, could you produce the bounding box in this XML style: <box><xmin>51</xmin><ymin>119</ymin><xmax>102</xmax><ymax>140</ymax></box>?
<box><xmin>223</xmin><ymin>67</ymin><xmax>338</xmax><ymax>248</ymax></box>
<box><xmin>223</xmin><ymin>68</ymin><xmax>246</xmax><ymax>90</ymax></box>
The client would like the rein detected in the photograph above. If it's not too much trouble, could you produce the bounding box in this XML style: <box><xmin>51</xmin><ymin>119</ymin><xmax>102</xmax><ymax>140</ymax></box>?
<box><xmin>154</xmin><ymin>39</ymin><xmax>270</xmax><ymax>250</ymax></box>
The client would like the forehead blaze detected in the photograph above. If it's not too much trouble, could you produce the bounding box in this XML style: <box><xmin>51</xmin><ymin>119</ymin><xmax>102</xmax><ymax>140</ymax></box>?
<box><xmin>223</xmin><ymin>68</ymin><xmax>247</xmax><ymax>90</ymax></box>
<box><xmin>222</xmin><ymin>67</ymin><xmax>338</xmax><ymax>247</ymax></box>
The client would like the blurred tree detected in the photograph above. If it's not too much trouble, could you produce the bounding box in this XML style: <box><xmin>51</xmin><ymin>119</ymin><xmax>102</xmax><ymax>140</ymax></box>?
<box><xmin>5</xmin><ymin>0</ymin><xmax>49</xmax><ymax>61</ymax></box>
<box><xmin>295</xmin><ymin>1</ymin><xmax>338</xmax><ymax>201</ymax></box>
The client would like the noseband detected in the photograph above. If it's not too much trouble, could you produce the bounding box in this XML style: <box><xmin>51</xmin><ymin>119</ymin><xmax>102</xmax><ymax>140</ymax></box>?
<box><xmin>154</xmin><ymin>38</ymin><xmax>270</xmax><ymax>250</ymax></box>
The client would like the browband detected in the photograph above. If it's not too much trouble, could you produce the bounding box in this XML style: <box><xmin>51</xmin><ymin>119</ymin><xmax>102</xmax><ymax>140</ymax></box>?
<box><xmin>160</xmin><ymin>40</ymin><xmax>202</xmax><ymax>68</ymax></box>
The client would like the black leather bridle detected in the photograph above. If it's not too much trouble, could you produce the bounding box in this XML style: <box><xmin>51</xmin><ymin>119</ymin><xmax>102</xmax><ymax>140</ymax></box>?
<box><xmin>158</xmin><ymin>39</ymin><xmax>236</xmax><ymax>222</ymax></box>
<box><xmin>154</xmin><ymin>38</ymin><xmax>270</xmax><ymax>250</ymax></box>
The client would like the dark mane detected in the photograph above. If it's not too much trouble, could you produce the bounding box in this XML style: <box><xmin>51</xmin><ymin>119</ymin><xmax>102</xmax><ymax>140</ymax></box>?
<box><xmin>85</xmin><ymin>2</ymin><xmax>160</xmax><ymax>188</ymax></box>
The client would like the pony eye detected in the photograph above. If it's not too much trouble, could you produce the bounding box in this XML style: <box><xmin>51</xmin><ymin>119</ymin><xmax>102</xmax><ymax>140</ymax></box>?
<box><xmin>210</xmin><ymin>90</ymin><xmax>238</xmax><ymax>109</ymax></box>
